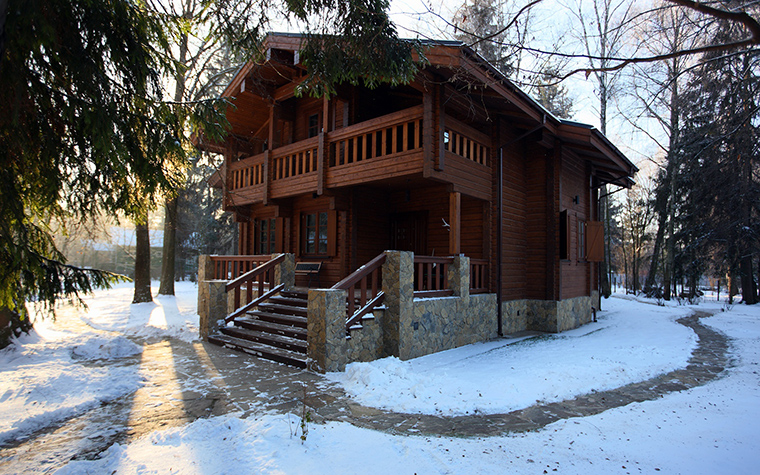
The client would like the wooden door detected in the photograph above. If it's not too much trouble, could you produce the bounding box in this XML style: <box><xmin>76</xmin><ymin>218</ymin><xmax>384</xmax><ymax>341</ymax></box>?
<box><xmin>390</xmin><ymin>211</ymin><xmax>428</xmax><ymax>255</ymax></box>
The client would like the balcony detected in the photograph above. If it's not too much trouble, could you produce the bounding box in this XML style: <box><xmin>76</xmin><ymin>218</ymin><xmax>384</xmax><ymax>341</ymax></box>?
<box><xmin>225</xmin><ymin>105</ymin><xmax>491</xmax><ymax>206</ymax></box>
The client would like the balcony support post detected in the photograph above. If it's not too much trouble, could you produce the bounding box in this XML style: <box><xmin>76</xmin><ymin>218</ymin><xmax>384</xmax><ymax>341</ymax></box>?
<box><xmin>449</xmin><ymin>191</ymin><xmax>461</xmax><ymax>255</ymax></box>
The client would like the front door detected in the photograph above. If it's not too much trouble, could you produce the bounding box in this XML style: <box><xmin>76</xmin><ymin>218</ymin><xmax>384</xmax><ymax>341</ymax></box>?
<box><xmin>390</xmin><ymin>211</ymin><xmax>428</xmax><ymax>255</ymax></box>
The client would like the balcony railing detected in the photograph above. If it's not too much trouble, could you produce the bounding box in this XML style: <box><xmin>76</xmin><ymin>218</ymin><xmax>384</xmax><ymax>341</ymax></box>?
<box><xmin>226</xmin><ymin>105</ymin><xmax>493</xmax><ymax>204</ymax></box>
<box><xmin>272</xmin><ymin>136</ymin><xmax>319</xmax><ymax>180</ymax></box>
<box><xmin>329</xmin><ymin>105</ymin><xmax>423</xmax><ymax>167</ymax></box>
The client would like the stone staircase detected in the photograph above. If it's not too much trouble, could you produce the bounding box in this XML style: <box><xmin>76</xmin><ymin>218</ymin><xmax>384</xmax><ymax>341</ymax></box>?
<box><xmin>208</xmin><ymin>290</ymin><xmax>308</xmax><ymax>368</ymax></box>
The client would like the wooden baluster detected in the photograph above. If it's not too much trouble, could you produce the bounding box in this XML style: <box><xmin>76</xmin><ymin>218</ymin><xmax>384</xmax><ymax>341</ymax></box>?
<box><xmin>427</xmin><ymin>262</ymin><xmax>433</xmax><ymax>290</ymax></box>
<box><xmin>347</xmin><ymin>284</ymin><xmax>355</xmax><ymax>317</ymax></box>
<box><xmin>360</xmin><ymin>275</ymin><xmax>367</xmax><ymax>308</ymax></box>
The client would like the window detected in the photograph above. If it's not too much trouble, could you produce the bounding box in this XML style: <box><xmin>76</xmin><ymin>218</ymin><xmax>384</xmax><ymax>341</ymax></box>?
<box><xmin>559</xmin><ymin>210</ymin><xmax>569</xmax><ymax>260</ymax></box>
<box><xmin>308</xmin><ymin>113</ymin><xmax>319</xmax><ymax>138</ymax></box>
<box><xmin>256</xmin><ymin>218</ymin><xmax>276</xmax><ymax>254</ymax></box>
<box><xmin>578</xmin><ymin>220</ymin><xmax>586</xmax><ymax>261</ymax></box>
<box><xmin>302</xmin><ymin>212</ymin><xmax>328</xmax><ymax>255</ymax></box>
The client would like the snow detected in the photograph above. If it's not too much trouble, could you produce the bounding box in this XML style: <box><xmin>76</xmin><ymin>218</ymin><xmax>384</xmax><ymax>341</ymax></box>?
<box><xmin>0</xmin><ymin>282</ymin><xmax>199</xmax><ymax>446</ymax></box>
<box><xmin>3</xmin><ymin>284</ymin><xmax>759</xmax><ymax>474</ymax></box>
<box><xmin>327</xmin><ymin>298</ymin><xmax>696</xmax><ymax>416</ymax></box>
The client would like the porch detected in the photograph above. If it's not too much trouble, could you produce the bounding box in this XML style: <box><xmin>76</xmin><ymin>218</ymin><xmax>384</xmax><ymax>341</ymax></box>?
<box><xmin>197</xmin><ymin>252</ymin><xmax>493</xmax><ymax>371</ymax></box>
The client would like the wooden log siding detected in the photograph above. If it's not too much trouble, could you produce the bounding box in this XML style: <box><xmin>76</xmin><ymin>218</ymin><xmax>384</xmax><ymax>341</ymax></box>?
<box><xmin>328</xmin><ymin>105</ymin><xmax>423</xmax><ymax>167</ymax></box>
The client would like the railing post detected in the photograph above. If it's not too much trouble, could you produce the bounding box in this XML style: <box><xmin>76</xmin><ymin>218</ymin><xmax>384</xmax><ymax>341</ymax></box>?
<box><xmin>307</xmin><ymin>288</ymin><xmax>348</xmax><ymax>373</ymax></box>
<box><xmin>273</xmin><ymin>253</ymin><xmax>295</xmax><ymax>290</ymax></box>
<box><xmin>381</xmin><ymin>251</ymin><xmax>414</xmax><ymax>359</ymax></box>
<box><xmin>198</xmin><ymin>255</ymin><xmax>215</xmax><ymax>281</ymax></box>
<box><xmin>449</xmin><ymin>255</ymin><xmax>470</xmax><ymax>300</ymax></box>
<box><xmin>198</xmin><ymin>280</ymin><xmax>227</xmax><ymax>340</ymax></box>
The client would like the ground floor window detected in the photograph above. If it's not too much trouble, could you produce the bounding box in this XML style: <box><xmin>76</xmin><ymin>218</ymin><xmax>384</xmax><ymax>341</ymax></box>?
<box><xmin>302</xmin><ymin>211</ymin><xmax>329</xmax><ymax>255</ymax></box>
<box><xmin>256</xmin><ymin>218</ymin><xmax>276</xmax><ymax>254</ymax></box>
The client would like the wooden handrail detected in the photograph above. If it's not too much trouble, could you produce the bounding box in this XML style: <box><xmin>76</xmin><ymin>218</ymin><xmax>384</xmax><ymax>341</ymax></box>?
<box><xmin>225</xmin><ymin>254</ymin><xmax>286</xmax><ymax>322</ymax></box>
<box><xmin>327</xmin><ymin>105</ymin><xmax>424</xmax><ymax>142</ymax></box>
<box><xmin>333</xmin><ymin>253</ymin><xmax>386</xmax><ymax>331</ymax></box>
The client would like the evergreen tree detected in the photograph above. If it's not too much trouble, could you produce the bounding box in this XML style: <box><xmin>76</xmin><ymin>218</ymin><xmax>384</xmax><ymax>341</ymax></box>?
<box><xmin>0</xmin><ymin>0</ymin><xmax>419</xmax><ymax>346</ymax></box>
<box><xmin>674</xmin><ymin>11</ymin><xmax>760</xmax><ymax>303</ymax></box>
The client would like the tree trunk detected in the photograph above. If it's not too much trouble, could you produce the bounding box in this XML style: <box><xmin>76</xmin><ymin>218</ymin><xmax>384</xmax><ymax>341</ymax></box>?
<box><xmin>157</xmin><ymin>25</ymin><xmax>189</xmax><ymax>296</ymax></box>
<box><xmin>158</xmin><ymin>196</ymin><xmax>177</xmax><ymax>295</ymax></box>
<box><xmin>133</xmin><ymin>220</ymin><xmax>153</xmax><ymax>303</ymax></box>
<box><xmin>740</xmin><ymin>255</ymin><xmax>757</xmax><ymax>304</ymax></box>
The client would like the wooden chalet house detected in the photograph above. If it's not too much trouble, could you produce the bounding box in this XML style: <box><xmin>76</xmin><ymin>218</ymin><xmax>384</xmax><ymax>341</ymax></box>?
<box><xmin>196</xmin><ymin>33</ymin><xmax>637</xmax><ymax>371</ymax></box>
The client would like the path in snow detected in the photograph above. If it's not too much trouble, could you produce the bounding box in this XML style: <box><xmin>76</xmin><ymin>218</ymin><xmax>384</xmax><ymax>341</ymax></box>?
<box><xmin>0</xmin><ymin>306</ymin><xmax>729</xmax><ymax>474</ymax></box>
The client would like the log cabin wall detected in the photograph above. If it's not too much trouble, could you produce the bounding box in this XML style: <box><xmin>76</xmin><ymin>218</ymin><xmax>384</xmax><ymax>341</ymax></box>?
<box><xmin>353</xmin><ymin>187</ymin><xmax>392</xmax><ymax>270</ymax></box>
<box><xmin>524</xmin><ymin>144</ymin><xmax>550</xmax><ymax>301</ymax></box>
<box><xmin>497</xmin><ymin>123</ymin><xmax>529</xmax><ymax>301</ymax></box>
<box><xmin>560</xmin><ymin>150</ymin><xmax>592</xmax><ymax>299</ymax></box>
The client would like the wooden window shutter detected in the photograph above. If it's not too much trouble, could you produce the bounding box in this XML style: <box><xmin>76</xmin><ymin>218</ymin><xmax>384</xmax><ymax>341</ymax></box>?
<box><xmin>586</xmin><ymin>221</ymin><xmax>604</xmax><ymax>262</ymax></box>
<box><xmin>327</xmin><ymin>210</ymin><xmax>337</xmax><ymax>256</ymax></box>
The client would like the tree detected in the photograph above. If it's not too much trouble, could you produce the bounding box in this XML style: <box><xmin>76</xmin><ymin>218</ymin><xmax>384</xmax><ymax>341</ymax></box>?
<box><xmin>628</xmin><ymin>3</ymin><xmax>701</xmax><ymax>298</ymax></box>
<box><xmin>674</xmin><ymin>14</ymin><xmax>760</xmax><ymax>303</ymax></box>
<box><xmin>156</xmin><ymin>0</ymin><xmax>239</xmax><ymax>296</ymax></box>
<box><xmin>452</xmin><ymin>0</ymin><xmax>535</xmax><ymax>78</ymax></box>
<box><xmin>573</xmin><ymin>0</ymin><xmax>634</xmax><ymax>299</ymax></box>
<box><xmin>0</xmin><ymin>0</ymin><xmax>418</xmax><ymax>346</ymax></box>
<box><xmin>532</xmin><ymin>62</ymin><xmax>574</xmax><ymax>118</ymax></box>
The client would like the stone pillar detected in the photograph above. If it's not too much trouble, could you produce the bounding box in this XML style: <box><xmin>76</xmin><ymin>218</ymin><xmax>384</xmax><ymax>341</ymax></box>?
<box><xmin>198</xmin><ymin>255</ymin><xmax>216</xmax><ymax>281</ymax></box>
<box><xmin>448</xmin><ymin>255</ymin><xmax>470</xmax><ymax>299</ymax></box>
<box><xmin>382</xmin><ymin>251</ymin><xmax>414</xmax><ymax>359</ymax></box>
<box><xmin>198</xmin><ymin>280</ymin><xmax>227</xmax><ymax>340</ymax></box>
<box><xmin>307</xmin><ymin>289</ymin><xmax>348</xmax><ymax>373</ymax></box>
<box><xmin>274</xmin><ymin>253</ymin><xmax>295</xmax><ymax>290</ymax></box>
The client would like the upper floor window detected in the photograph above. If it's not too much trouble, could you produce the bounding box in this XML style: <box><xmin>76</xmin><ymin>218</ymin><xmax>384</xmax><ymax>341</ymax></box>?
<box><xmin>308</xmin><ymin>113</ymin><xmax>319</xmax><ymax>138</ymax></box>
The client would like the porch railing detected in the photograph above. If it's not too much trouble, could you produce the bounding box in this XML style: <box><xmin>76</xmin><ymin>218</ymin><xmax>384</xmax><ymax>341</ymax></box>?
<box><xmin>225</xmin><ymin>254</ymin><xmax>285</xmax><ymax>322</ymax></box>
<box><xmin>414</xmin><ymin>255</ymin><xmax>454</xmax><ymax>298</ymax></box>
<box><xmin>470</xmin><ymin>259</ymin><xmax>489</xmax><ymax>294</ymax></box>
<box><xmin>332</xmin><ymin>253</ymin><xmax>386</xmax><ymax>331</ymax></box>
<box><xmin>210</xmin><ymin>255</ymin><xmax>272</xmax><ymax>280</ymax></box>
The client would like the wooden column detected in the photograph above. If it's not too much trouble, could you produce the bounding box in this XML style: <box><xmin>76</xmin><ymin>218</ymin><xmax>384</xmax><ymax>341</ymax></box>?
<box><xmin>423</xmin><ymin>83</ymin><xmax>445</xmax><ymax>177</ymax></box>
<box><xmin>449</xmin><ymin>191</ymin><xmax>461</xmax><ymax>255</ymax></box>
<box><xmin>318</xmin><ymin>95</ymin><xmax>330</xmax><ymax>195</ymax></box>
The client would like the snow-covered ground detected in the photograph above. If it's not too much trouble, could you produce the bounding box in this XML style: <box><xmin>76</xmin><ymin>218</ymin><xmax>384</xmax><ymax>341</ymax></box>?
<box><xmin>2</xmin><ymin>283</ymin><xmax>759</xmax><ymax>474</ymax></box>
<box><xmin>0</xmin><ymin>282</ymin><xmax>199</xmax><ymax>446</ymax></box>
